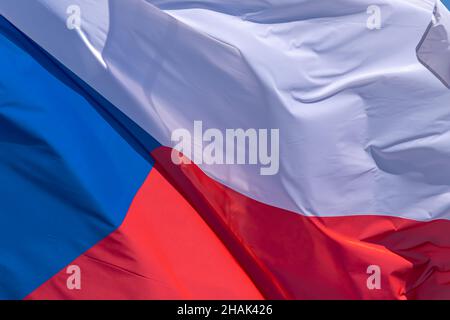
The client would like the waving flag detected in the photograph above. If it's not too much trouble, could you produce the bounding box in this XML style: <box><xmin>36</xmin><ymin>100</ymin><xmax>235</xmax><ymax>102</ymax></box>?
<box><xmin>0</xmin><ymin>0</ymin><xmax>450</xmax><ymax>299</ymax></box>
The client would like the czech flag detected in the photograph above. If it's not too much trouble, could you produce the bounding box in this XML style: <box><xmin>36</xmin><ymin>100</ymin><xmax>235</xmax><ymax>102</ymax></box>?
<box><xmin>1</xmin><ymin>0</ymin><xmax>450</xmax><ymax>300</ymax></box>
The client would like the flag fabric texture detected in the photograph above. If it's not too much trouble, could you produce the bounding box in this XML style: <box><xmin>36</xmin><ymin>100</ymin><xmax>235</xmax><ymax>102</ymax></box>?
<box><xmin>0</xmin><ymin>0</ymin><xmax>450</xmax><ymax>299</ymax></box>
